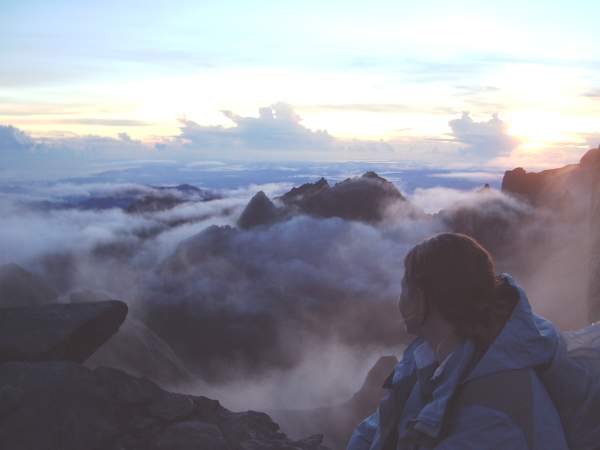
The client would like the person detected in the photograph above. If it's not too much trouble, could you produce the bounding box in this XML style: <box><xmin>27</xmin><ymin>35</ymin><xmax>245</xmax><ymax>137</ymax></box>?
<box><xmin>347</xmin><ymin>232</ymin><xmax>570</xmax><ymax>450</ymax></box>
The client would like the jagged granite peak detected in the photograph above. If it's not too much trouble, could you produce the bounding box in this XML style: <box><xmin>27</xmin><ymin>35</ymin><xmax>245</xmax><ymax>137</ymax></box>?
<box><xmin>125</xmin><ymin>195</ymin><xmax>184</xmax><ymax>214</ymax></box>
<box><xmin>0</xmin><ymin>361</ymin><xmax>329</xmax><ymax>450</ymax></box>
<box><xmin>0</xmin><ymin>301</ymin><xmax>128</xmax><ymax>364</ymax></box>
<box><xmin>275</xmin><ymin>171</ymin><xmax>406</xmax><ymax>223</ymax></box>
<box><xmin>0</xmin><ymin>263</ymin><xmax>59</xmax><ymax>307</ymax></box>
<box><xmin>500</xmin><ymin>155</ymin><xmax>589</xmax><ymax>206</ymax></box>
<box><xmin>237</xmin><ymin>190</ymin><xmax>283</xmax><ymax>229</ymax></box>
<box><xmin>278</xmin><ymin>177</ymin><xmax>331</xmax><ymax>205</ymax></box>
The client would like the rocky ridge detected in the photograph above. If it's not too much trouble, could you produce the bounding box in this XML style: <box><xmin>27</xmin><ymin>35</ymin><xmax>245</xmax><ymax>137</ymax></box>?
<box><xmin>0</xmin><ymin>298</ymin><xmax>329</xmax><ymax>450</ymax></box>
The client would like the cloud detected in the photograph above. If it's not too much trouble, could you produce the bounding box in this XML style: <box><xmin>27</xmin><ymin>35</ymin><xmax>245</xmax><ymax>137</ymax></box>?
<box><xmin>0</xmin><ymin>125</ymin><xmax>34</xmax><ymax>152</ymax></box>
<box><xmin>584</xmin><ymin>89</ymin><xmax>600</xmax><ymax>99</ymax></box>
<box><xmin>0</xmin><ymin>127</ymin><xmax>162</xmax><ymax>180</ymax></box>
<box><xmin>0</xmin><ymin>105</ymin><xmax>527</xmax><ymax>181</ymax></box>
<box><xmin>56</xmin><ymin>118</ymin><xmax>153</xmax><ymax>127</ymax></box>
<box><xmin>449</xmin><ymin>112</ymin><xmax>520</xmax><ymax>160</ymax></box>
<box><xmin>177</xmin><ymin>102</ymin><xmax>334</xmax><ymax>152</ymax></box>
<box><xmin>300</xmin><ymin>103</ymin><xmax>453</xmax><ymax>115</ymax></box>
<box><xmin>585</xmin><ymin>134</ymin><xmax>600</xmax><ymax>149</ymax></box>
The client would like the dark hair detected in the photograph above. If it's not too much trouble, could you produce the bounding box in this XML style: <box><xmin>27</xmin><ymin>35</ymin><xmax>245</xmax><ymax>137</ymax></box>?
<box><xmin>403</xmin><ymin>232</ymin><xmax>518</xmax><ymax>351</ymax></box>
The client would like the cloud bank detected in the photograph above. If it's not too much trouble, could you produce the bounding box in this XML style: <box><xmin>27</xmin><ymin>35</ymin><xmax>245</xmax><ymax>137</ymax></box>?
<box><xmin>0</xmin><ymin>104</ymin><xmax>534</xmax><ymax>181</ymax></box>
<box><xmin>449</xmin><ymin>112</ymin><xmax>520</xmax><ymax>161</ymax></box>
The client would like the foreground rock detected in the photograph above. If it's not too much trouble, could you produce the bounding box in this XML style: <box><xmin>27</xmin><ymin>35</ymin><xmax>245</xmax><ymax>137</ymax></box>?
<box><xmin>0</xmin><ymin>301</ymin><xmax>127</xmax><ymax>363</ymax></box>
<box><xmin>0</xmin><ymin>361</ymin><xmax>328</xmax><ymax>450</ymax></box>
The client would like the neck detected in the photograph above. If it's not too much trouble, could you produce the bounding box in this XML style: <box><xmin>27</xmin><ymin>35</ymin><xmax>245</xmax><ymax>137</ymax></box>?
<box><xmin>421</xmin><ymin>318</ymin><xmax>463</xmax><ymax>362</ymax></box>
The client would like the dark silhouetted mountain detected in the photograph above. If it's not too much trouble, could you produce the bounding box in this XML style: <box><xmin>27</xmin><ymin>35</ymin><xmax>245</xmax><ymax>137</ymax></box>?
<box><xmin>150</xmin><ymin>221</ymin><xmax>403</xmax><ymax>382</ymax></box>
<box><xmin>279</xmin><ymin>171</ymin><xmax>406</xmax><ymax>222</ymax></box>
<box><xmin>125</xmin><ymin>195</ymin><xmax>185</xmax><ymax>214</ymax></box>
<box><xmin>437</xmin><ymin>193</ymin><xmax>531</xmax><ymax>259</ymax></box>
<box><xmin>501</xmin><ymin>146</ymin><xmax>600</xmax><ymax>207</ymax></box>
<box><xmin>27</xmin><ymin>183</ymin><xmax>220</xmax><ymax>214</ymax></box>
<box><xmin>237</xmin><ymin>190</ymin><xmax>285</xmax><ymax>229</ymax></box>
<box><xmin>237</xmin><ymin>172</ymin><xmax>409</xmax><ymax>229</ymax></box>
<box><xmin>279</xmin><ymin>177</ymin><xmax>330</xmax><ymax>206</ymax></box>
<box><xmin>0</xmin><ymin>263</ymin><xmax>58</xmax><ymax>307</ymax></box>
<box><xmin>126</xmin><ymin>184</ymin><xmax>221</xmax><ymax>214</ymax></box>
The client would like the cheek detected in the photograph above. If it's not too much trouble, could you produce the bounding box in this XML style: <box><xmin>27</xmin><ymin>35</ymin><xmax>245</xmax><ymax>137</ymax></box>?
<box><xmin>399</xmin><ymin>294</ymin><xmax>415</xmax><ymax>319</ymax></box>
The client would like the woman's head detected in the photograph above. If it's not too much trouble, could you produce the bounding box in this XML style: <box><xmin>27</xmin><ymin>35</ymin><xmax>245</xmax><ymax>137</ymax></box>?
<box><xmin>399</xmin><ymin>232</ymin><xmax>517</xmax><ymax>349</ymax></box>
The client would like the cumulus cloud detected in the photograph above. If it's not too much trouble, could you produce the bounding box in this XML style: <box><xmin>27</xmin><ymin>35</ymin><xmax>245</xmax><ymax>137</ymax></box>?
<box><xmin>177</xmin><ymin>102</ymin><xmax>334</xmax><ymax>152</ymax></box>
<box><xmin>0</xmin><ymin>124</ymin><xmax>34</xmax><ymax>152</ymax></box>
<box><xmin>0</xmin><ymin>105</ymin><xmax>527</xmax><ymax>180</ymax></box>
<box><xmin>449</xmin><ymin>112</ymin><xmax>520</xmax><ymax>161</ymax></box>
<box><xmin>164</xmin><ymin>103</ymin><xmax>399</xmax><ymax>161</ymax></box>
<box><xmin>0</xmin><ymin>126</ymin><xmax>162</xmax><ymax>180</ymax></box>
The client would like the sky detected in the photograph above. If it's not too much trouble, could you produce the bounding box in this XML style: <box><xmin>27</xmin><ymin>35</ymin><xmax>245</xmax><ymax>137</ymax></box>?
<box><xmin>1</xmin><ymin>0</ymin><xmax>600</xmax><ymax>178</ymax></box>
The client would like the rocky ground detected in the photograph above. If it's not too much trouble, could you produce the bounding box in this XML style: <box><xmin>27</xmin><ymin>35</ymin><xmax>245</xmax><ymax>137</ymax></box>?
<box><xmin>0</xmin><ymin>300</ymin><xmax>329</xmax><ymax>450</ymax></box>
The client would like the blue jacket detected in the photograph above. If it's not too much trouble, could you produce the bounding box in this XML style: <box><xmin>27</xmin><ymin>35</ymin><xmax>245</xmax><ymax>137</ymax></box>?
<box><xmin>347</xmin><ymin>273</ymin><xmax>569</xmax><ymax>450</ymax></box>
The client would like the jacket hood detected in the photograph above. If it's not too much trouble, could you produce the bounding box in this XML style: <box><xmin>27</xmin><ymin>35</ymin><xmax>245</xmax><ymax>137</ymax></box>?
<box><xmin>466</xmin><ymin>273</ymin><xmax>560</xmax><ymax>382</ymax></box>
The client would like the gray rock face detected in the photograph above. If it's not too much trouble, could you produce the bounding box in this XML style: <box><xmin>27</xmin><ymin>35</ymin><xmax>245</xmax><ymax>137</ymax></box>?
<box><xmin>0</xmin><ymin>301</ymin><xmax>128</xmax><ymax>363</ymax></box>
<box><xmin>0</xmin><ymin>362</ymin><xmax>328</xmax><ymax>450</ymax></box>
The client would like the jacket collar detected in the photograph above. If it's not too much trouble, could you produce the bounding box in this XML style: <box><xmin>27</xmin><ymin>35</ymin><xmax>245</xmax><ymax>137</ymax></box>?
<box><xmin>385</xmin><ymin>338</ymin><xmax>476</xmax><ymax>440</ymax></box>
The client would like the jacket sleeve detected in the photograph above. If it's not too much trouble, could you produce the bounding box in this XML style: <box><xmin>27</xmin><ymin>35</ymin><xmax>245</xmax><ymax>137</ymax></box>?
<box><xmin>346</xmin><ymin>409</ymin><xmax>379</xmax><ymax>450</ymax></box>
<box><xmin>434</xmin><ymin>406</ymin><xmax>530</xmax><ymax>450</ymax></box>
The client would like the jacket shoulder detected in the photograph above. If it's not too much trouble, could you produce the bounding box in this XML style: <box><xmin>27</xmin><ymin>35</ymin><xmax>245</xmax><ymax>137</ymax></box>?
<box><xmin>450</xmin><ymin>368</ymin><xmax>534</xmax><ymax>449</ymax></box>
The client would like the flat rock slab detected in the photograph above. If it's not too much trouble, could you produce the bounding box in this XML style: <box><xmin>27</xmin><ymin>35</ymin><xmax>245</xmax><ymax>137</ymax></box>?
<box><xmin>0</xmin><ymin>301</ymin><xmax>128</xmax><ymax>363</ymax></box>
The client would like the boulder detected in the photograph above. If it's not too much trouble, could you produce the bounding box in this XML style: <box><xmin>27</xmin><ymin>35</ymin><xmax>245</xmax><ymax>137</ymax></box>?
<box><xmin>0</xmin><ymin>301</ymin><xmax>127</xmax><ymax>363</ymax></box>
<box><xmin>0</xmin><ymin>361</ymin><xmax>329</xmax><ymax>450</ymax></box>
